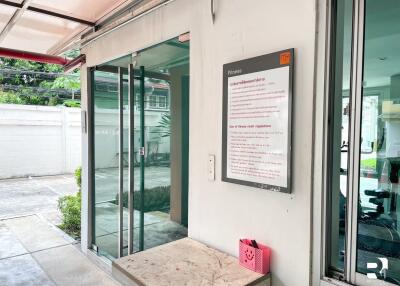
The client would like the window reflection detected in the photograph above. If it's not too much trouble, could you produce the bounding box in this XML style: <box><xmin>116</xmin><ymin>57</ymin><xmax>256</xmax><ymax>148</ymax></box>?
<box><xmin>357</xmin><ymin>0</ymin><xmax>400</xmax><ymax>284</ymax></box>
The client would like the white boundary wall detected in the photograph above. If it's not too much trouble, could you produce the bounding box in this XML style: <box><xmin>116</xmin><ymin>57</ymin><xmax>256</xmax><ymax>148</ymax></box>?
<box><xmin>0</xmin><ymin>104</ymin><xmax>81</xmax><ymax>179</ymax></box>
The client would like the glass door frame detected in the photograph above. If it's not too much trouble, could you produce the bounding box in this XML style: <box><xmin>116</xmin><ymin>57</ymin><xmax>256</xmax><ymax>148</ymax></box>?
<box><xmin>322</xmin><ymin>0</ymin><xmax>399</xmax><ymax>285</ymax></box>
<box><xmin>88</xmin><ymin>63</ymin><xmax>176</xmax><ymax>258</ymax></box>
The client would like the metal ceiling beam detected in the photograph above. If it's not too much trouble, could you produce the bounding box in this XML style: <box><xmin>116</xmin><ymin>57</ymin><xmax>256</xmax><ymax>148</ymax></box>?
<box><xmin>0</xmin><ymin>0</ymin><xmax>95</xmax><ymax>26</ymax></box>
<box><xmin>0</xmin><ymin>47</ymin><xmax>86</xmax><ymax>71</ymax></box>
<box><xmin>0</xmin><ymin>0</ymin><xmax>32</xmax><ymax>43</ymax></box>
<box><xmin>0</xmin><ymin>47</ymin><xmax>68</xmax><ymax>65</ymax></box>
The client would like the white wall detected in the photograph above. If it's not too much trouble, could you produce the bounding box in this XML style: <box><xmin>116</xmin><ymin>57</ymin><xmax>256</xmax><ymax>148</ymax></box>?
<box><xmin>81</xmin><ymin>1</ymin><xmax>317</xmax><ymax>285</ymax></box>
<box><xmin>0</xmin><ymin>104</ymin><xmax>81</xmax><ymax>179</ymax></box>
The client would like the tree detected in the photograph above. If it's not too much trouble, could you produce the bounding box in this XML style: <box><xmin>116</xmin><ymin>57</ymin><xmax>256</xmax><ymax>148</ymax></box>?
<box><xmin>0</xmin><ymin>58</ymin><xmax>63</xmax><ymax>87</ymax></box>
<box><xmin>157</xmin><ymin>113</ymin><xmax>171</xmax><ymax>137</ymax></box>
<box><xmin>0</xmin><ymin>50</ymin><xmax>81</xmax><ymax>106</ymax></box>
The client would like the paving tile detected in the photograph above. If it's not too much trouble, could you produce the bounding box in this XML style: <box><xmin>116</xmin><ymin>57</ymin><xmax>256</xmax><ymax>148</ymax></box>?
<box><xmin>0</xmin><ymin>186</ymin><xmax>58</xmax><ymax>218</ymax></box>
<box><xmin>38</xmin><ymin>210</ymin><xmax>63</xmax><ymax>226</ymax></box>
<box><xmin>0</xmin><ymin>223</ymin><xmax>28</xmax><ymax>259</ymax></box>
<box><xmin>0</xmin><ymin>175</ymin><xmax>122</xmax><ymax>286</ymax></box>
<box><xmin>4</xmin><ymin>215</ymin><xmax>71</xmax><ymax>252</ymax></box>
<box><xmin>33</xmin><ymin>245</ymin><xmax>120</xmax><ymax>286</ymax></box>
<box><xmin>0</xmin><ymin>254</ymin><xmax>55</xmax><ymax>286</ymax></box>
<box><xmin>0</xmin><ymin>175</ymin><xmax>77</xmax><ymax>219</ymax></box>
<box><xmin>34</xmin><ymin>175</ymin><xmax>78</xmax><ymax>196</ymax></box>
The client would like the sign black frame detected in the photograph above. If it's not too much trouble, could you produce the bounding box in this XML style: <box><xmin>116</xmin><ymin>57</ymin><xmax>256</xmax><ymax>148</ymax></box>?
<box><xmin>221</xmin><ymin>49</ymin><xmax>294</xmax><ymax>193</ymax></box>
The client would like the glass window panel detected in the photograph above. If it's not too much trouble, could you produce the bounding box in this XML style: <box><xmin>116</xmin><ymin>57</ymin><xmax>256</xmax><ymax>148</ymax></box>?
<box><xmin>93</xmin><ymin>70</ymin><xmax>120</xmax><ymax>259</ymax></box>
<box><xmin>159</xmin><ymin>95</ymin><xmax>167</xmax><ymax>109</ymax></box>
<box><xmin>356</xmin><ymin>0</ymin><xmax>400</xmax><ymax>284</ymax></box>
<box><xmin>149</xmin><ymin>95</ymin><xmax>157</xmax><ymax>108</ymax></box>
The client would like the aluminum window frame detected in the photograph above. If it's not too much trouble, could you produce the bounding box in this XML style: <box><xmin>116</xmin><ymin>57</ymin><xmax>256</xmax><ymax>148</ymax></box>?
<box><xmin>315</xmin><ymin>0</ymin><xmax>399</xmax><ymax>285</ymax></box>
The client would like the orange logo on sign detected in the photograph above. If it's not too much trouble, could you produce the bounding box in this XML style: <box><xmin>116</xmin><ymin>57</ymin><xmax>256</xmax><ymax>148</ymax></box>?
<box><xmin>280</xmin><ymin>52</ymin><xmax>291</xmax><ymax>65</ymax></box>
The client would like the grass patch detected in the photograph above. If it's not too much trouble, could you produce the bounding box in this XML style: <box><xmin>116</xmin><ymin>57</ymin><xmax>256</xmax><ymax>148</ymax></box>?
<box><xmin>360</xmin><ymin>158</ymin><xmax>376</xmax><ymax>170</ymax></box>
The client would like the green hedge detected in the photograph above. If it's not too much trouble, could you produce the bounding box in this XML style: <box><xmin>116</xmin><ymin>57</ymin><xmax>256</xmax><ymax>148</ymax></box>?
<box><xmin>116</xmin><ymin>185</ymin><xmax>170</xmax><ymax>213</ymax></box>
<box><xmin>0</xmin><ymin>91</ymin><xmax>24</xmax><ymax>104</ymax></box>
<box><xmin>0</xmin><ymin>90</ymin><xmax>80</xmax><ymax>107</ymax></box>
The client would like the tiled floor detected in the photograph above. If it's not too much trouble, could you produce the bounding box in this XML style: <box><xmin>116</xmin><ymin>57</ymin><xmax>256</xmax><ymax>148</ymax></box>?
<box><xmin>0</xmin><ymin>175</ymin><xmax>121</xmax><ymax>286</ymax></box>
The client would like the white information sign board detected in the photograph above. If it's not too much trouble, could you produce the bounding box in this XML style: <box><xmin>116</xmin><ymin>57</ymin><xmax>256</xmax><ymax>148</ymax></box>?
<box><xmin>222</xmin><ymin>49</ymin><xmax>293</xmax><ymax>192</ymax></box>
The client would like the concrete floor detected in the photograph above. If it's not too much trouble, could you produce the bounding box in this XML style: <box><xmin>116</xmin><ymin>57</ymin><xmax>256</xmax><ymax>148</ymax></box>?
<box><xmin>0</xmin><ymin>175</ymin><xmax>121</xmax><ymax>286</ymax></box>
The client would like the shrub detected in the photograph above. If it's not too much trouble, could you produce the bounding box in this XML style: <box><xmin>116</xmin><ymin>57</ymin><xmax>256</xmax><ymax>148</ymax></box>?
<box><xmin>58</xmin><ymin>166</ymin><xmax>82</xmax><ymax>238</ymax></box>
<box><xmin>63</xmin><ymin>100</ymin><xmax>81</xmax><ymax>108</ymax></box>
<box><xmin>48</xmin><ymin>97</ymin><xmax>59</xmax><ymax>106</ymax></box>
<box><xmin>0</xmin><ymin>91</ymin><xmax>79</xmax><ymax>107</ymax></box>
<box><xmin>23</xmin><ymin>95</ymin><xmax>47</xmax><ymax>105</ymax></box>
<box><xmin>58</xmin><ymin>191</ymin><xmax>81</xmax><ymax>238</ymax></box>
<box><xmin>0</xmin><ymin>91</ymin><xmax>24</xmax><ymax>104</ymax></box>
<box><xmin>116</xmin><ymin>185</ymin><xmax>171</xmax><ymax>212</ymax></box>
<box><xmin>75</xmin><ymin>166</ymin><xmax>82</xmax><ymax>190</ymax></box>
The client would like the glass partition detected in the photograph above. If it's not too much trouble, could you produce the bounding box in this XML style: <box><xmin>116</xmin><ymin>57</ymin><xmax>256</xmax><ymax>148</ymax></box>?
<box><xmin>141</xmin><ymin>75</ymin><xmax>188</xmax><ymax>250</ymax></box>
<box><xmin>93</xmin><ymin>70</ymin><xmax>120</xmax><ymax>259</ymax></box>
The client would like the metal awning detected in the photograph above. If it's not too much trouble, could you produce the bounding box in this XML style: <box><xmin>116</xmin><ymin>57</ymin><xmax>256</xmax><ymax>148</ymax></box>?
<box><xmin>0</xmin><ymin>0</ymin><xmax>170</xmax><ymax>56</ymax></box>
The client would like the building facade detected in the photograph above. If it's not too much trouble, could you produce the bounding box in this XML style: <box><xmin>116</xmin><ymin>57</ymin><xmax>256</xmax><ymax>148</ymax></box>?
<box><xmin>79</xmin><ymin>0</ymin><xmax>400</xmax><ymax>285</ymax></box>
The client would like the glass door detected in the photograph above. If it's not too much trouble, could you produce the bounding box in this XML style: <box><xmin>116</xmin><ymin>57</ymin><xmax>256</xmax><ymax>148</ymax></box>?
<box><xmin>90</xmin><ymin>36</ymin><xmax>190</xmax><ymax>259</ymax></box>
<box><xmin>134</xmin><ymin>37</ymin><xmax>190</xmax><ymax>251</ymax></box>
<box><xmin>91</xmin><ymin>63</ymin><xmax>133</xmax><ymax>259</ymax></box>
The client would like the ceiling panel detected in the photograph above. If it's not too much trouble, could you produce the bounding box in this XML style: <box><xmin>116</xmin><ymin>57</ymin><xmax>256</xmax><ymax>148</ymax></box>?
<box><xmin>0</xmin><ymin>5</ymin><xmax>17</xmax><ymax>25</ymax></box>
<box><xmin>1</xmin><ymin>10</ymin><xmax>84</xmax><ymax>53</ymax></box>
<box><xmin>0</xmin><ymin>5</ymin><xmax>17</xmax><ymax>38</ymax></box>
<box><xmin>0</xmin><ymin>0</ymin><xmax>136</xmax><ymax>56</ymax></box>
<box><xmin>30</xmin><ymin>0</ymin><xmax>129</xmax><ymax>22</ymax></box>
